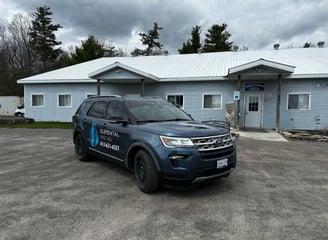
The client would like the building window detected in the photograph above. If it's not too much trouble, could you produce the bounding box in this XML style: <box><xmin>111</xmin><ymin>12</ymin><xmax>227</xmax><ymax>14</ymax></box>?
<box><xmin>167</xmin><ymin>94</ymin><xmax>184</xmax><ymax>108</ymax></box>
<box><xmin>58</xmin><ymin>94</ymin><xmax>72</xmax><ymax>107</ymax></box>
<box><xmin>32</xmin><ymin>94</ymin><xmax>44</xmax><ymax>107</ymax></box>
<box><xmin>203</xmin><ymin>93</ymin><xmax>222</xmax><ymax>109</ymax></box>
<box><xmin>287</xmin><ymin>93</ymin><xmax>310</xmax><ymax>110</ymax></box>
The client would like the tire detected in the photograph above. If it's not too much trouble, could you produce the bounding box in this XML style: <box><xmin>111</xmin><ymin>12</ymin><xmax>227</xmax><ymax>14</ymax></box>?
<box><xmin>134</xmin><ymin>150</ymin><xmax>159</xmax><ymax>193</ymax></box>
<box><xmin>74</xmin><ymin>133</ymin><xmax>90</xmax><ymax>162</ymax></box>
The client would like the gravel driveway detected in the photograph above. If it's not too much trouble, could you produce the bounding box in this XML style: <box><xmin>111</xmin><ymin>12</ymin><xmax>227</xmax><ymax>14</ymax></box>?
<box><xmin>0</xmin><ymin>128</ymin><xmax>327</xmax><ymax>240</ymax></box>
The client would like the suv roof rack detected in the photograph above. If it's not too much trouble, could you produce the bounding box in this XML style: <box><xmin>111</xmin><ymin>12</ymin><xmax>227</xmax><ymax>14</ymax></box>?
<box><xmin>88</xmin><ymin>95</ymin><xmax>121</xmax><ymax>99</ymax></box>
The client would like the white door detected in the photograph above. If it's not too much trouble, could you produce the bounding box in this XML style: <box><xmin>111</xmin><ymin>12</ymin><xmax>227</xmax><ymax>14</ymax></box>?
<box><xmin>245</xmin><ymin>93</ymin><xmax>263</xmax><ymax>128</ymax></box>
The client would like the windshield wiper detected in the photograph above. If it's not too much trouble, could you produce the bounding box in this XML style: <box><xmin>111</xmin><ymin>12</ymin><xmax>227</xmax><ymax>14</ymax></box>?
<box><xmin>164</xmin><ymin>118</ymin><xmax>190</xmax><ymax>122</ymax></box>
<box><xmin>136</xmin><ymin>120</ymin><xmax>162</xmax><ymax>124</ymax></box>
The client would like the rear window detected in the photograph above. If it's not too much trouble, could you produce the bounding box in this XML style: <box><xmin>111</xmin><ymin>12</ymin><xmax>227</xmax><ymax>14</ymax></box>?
<box><xmin>76</xmin><ymin>102</ymin><xmax>89</xmax><ymax>114</ymax></box>
<box><xmin>87</xmin><ymin>101</ymin><xmax>108</xmax><ymax>119</ymax></box>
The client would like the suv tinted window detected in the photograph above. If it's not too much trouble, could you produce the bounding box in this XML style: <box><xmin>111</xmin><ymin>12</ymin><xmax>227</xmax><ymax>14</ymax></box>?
<box><xmin>88</xmin><ymin>101</ymin><xmax>108</xmax><ymax>119</ymax></box>
<box><xmin>106</xmin><ymin>102</ymin><xmax>125</xmax><ymax>120</ymax></box>
<box><xmin>127</xmin><ymin>101</ymin><xmax>191</xmax><ymax>122</ymax></box>
<box><xmin>76</xmin><ymin>102</ymin><xmax>89</xmax><ymax>114</ymax></box>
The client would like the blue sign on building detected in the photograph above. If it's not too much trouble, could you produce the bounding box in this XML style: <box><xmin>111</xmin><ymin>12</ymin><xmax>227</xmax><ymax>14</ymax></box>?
<box><xmin>245</xmin><ymin>83</ymin><xmax>265</xmax><ymax>91</ymax></box>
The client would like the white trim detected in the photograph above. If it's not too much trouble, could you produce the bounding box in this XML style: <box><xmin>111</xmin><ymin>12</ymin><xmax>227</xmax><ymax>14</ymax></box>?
<box><xmin>286</xmin><ymin>74</ymin><xmax>328</xmax><ymax>79</ymax></box>
<box><xmin>202</xmin><ymin>93</ymin><xmax>223</xmax><ymax>110</ymax></box>
<box><xmin>17</xmin><ymin>79</ymin><xmax>95</xmax><ymax>84</ymax></box>
<box><xmin>88</xmin><ymin>61</ymin><xmax>160</xmax><ymax>82</ymax></box>
<box><xmin>228</xmin><ymin>58</ymin><xmax>295</xmax><ymax>75</ymax></box>
<box><xmin>286</xmin><ymin>92</ymin><xmax>311</xmax><ymax>111</ymax></box>
<box><xmin>31</xmin><ymin>93</ymin><xmax>44</xmax><ymax>107</ymax></box>
<box><xmin>57</xmin><ymin>94</ymin><xmax>72</xmax><ymax>108</ymax></box>
<box><xmin>17</xmin><ymin>74</ymin><xmax>328</xmax><ymax>84</ymax></box>
<box><xmin>166</xmin><ymin>93</ymin><xmax>184</xmax><ymax>109</ymax></box>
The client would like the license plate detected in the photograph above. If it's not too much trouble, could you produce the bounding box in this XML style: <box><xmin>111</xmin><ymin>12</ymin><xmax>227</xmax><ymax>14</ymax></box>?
<box><xmin>217</xmin><ymin>158</ymin><xmax>228</xmax><ymax>169</ymax></box>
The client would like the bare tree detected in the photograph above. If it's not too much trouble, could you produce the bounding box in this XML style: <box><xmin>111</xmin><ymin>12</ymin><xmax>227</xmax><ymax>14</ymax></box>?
<box><xmin>0</xmin><ymin>13</ymin><xmax>33</xmax><ymax>95</ymax></box>
<box><xmin>7</xmin><ymin>13</ymin><xmax>34</xmax><ymax>75</ymax></box>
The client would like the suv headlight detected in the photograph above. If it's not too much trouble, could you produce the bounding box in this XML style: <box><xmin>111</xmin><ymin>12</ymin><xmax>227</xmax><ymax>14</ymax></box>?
<box><xmin>159</xmin><ymin>135</ymin><xmax>194</xmax><ymax>148</ymax></box>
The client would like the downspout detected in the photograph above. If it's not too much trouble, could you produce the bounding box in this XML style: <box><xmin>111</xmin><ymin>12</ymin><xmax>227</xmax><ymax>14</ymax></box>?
<box><xmin>97</xmin><ymin>79</ymin><xmax>101</xmax><ymax>95</ymax></box>
<box><xmin>236</xmin><ymin>75</ymin><xmax>241</xmax><ymax>130</ymax></box>
<box><xmin>275</xmin><ymin>74</ymin><xmax>282</xmax><ymax>132</ymax></box>
<box><xmin>141</xmin><ymin>78</ymin><xmax>144</xmax><ymax>97</ymax></box>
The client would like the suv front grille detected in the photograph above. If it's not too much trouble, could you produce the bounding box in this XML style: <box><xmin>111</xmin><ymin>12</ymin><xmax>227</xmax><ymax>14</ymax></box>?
<box><xmin>191</xmin><ymin>133</ymin><xmax>233</xmax><ymax>152</ymax></box>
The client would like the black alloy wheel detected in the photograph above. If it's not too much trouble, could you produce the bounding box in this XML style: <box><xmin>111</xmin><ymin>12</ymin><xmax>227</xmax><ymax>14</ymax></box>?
<box><xmin>134</xmin><ymin>150</ymin><xmax>159</xmax><ymax>193</ymax></box>
<box><xmin>74</xmin><ymin>134</ymin><xmax>90</xmax><ymax>162</ymax></box>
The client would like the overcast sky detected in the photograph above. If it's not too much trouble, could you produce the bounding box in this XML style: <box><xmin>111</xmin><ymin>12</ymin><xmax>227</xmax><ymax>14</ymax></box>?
<box><xmin>1</xmin><ymin>0</ymin><xmax>327</xmax><ymax>54</ymax></box>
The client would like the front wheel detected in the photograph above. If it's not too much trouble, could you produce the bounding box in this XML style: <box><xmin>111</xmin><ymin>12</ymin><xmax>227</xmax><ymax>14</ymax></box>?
<box><xmin>74</xmin><ymin>133</ymin><xmax>90</xmax><ymax>162</ymax></box>
<box><xmin>134</xmin><ymin>150</ymin><xmax>159</xmax><ymax>193</ymax></box>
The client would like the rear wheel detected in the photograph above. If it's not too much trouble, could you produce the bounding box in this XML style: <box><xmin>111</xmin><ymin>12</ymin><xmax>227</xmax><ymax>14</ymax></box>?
<box><xmin>134</xmin><ymin>150</ymin><xmax>159</xmax><ymax>193</ymax></box>
<box><xmin>74</xmin><ymin>133</ymin><xmax>90</xmax><ymax>162</ymax></box>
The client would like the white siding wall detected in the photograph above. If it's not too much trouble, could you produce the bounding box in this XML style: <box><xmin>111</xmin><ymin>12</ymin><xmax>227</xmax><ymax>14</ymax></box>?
<box><xmin>24</xmin><ymin>81</ymin><xmax>237</xmax><ymax>122</ymax></box>
<box><xmin>23</xmin><ymin>79</ymin><xmax>328</xmax><ymax>130</ymax></box>
<box><xmin>280</xmin><ymin>79</ymin><xmax>328</xmax><ymax>130</ymax></box>
<box><xmin>24</xmin><ymin>83</ymin><xmax>97</xmax><ymax>121</ymax></box>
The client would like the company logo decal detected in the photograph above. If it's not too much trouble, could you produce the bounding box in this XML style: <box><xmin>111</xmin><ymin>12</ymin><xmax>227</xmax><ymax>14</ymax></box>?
<box><xmin>90</xmin><ymin>122</ymin><xmax>99</xmax><ymax>147</ymax></box>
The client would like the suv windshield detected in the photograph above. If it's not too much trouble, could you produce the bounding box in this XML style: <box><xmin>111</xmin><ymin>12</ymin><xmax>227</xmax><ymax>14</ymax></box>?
<box><xmin>127</xmin><ymin>101</ymin><xmax>192</xmax><ymax>123</ymax></box>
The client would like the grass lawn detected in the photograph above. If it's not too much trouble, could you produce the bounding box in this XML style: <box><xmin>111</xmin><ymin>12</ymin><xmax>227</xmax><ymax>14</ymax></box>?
<box><xmin>0</xmin><ymin>121</ymin><xmax>73</xmax><ymax>129</ymax></box>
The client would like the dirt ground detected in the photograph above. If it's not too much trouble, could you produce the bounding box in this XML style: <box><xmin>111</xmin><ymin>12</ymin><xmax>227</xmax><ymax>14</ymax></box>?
<box><xmin>0</xmin><ymin>128</ymin><xmax>327</xmax><ymax>240</ymax></box>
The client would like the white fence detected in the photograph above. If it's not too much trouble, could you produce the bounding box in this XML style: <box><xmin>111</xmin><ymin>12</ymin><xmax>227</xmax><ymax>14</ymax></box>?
<box><xmin>0</xmin><ymin>96</ymin><xmax>23</xmax><ymax>116</ymax></box>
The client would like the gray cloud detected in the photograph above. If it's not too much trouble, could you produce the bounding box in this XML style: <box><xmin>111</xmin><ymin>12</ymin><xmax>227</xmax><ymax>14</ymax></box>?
<box><xmin>1</xmin><ymin>0</ymin><xmax>328</xmax><ymax>53</ymax></box>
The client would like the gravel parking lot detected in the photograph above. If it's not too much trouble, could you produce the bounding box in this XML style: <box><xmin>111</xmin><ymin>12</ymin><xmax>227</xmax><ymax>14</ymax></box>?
<box><xmin>0</xmin><ymin>128</ymin><xmax>327</xmax><ymax>240</ymax></box>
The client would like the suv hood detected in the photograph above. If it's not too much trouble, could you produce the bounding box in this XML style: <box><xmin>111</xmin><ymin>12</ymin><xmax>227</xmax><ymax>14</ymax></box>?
<box><xmin>137</xmin><ymin>121</ymin><xmax>228</xmax><ymax>137</ymax></box>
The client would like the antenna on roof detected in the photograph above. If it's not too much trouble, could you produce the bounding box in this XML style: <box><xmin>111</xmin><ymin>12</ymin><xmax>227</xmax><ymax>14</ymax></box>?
<box><xmin>273</xmin><ymin>44</ymin><xmax>280</xmax><ymax>50</ymax></box>
<box><xmin>318</xmin><ymin>41</ymin><xmax>325</xmax><ymax>48</ymax></box>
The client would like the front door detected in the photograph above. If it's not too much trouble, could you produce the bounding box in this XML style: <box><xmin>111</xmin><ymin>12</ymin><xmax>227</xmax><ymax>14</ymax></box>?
<box><xmin>245</xmin><ymin>93</ymin><xmax>263</xmax><ymax>128</ymax></box>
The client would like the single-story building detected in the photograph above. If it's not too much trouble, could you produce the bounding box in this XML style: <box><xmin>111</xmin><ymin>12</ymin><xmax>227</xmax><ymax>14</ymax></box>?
<box><xmin>17</xmin><ymin>47</ymin><xmax>328</xmax><ymax>130</ymax></box>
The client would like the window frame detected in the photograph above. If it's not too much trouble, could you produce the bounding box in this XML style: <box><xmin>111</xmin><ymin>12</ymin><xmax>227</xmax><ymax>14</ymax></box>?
<box><xmin>166</xmin><ymin>93</ymin><xmax>184</xmax><ymax>108</ymax></box>
<box><xmin>31</xmin><ymin>94</ymin><xmax>44</xmax><ymax>107</ymax></box>
<box><xmin>287</xmin><ymin>92</ymin><xmax>311</xmax><ymax>111</ymax></box>
<box><xmin>202</xmin><ymin>93</ymin><xmax>223</xmax><ymax>110</ymax></box>
<box><xmin>57</xmin><ymin>94</ymin><xmax>72</xmax><ymax>108</ymax></box>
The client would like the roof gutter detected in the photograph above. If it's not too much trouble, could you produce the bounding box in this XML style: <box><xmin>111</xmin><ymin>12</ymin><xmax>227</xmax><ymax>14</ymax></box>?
<box><xmin>17</xmin><ymin>79</ymin><xmax>96</xmax><ymax>84</ymax></box>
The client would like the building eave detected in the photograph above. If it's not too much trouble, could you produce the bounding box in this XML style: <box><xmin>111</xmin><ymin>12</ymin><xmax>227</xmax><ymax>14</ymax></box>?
<box><xmin>88</xmin><ymin>61</ymin><xmax>160</xmax><ymax>82</ymax></box>
<box><xmin>228</xmin><ymin>58</ymin><xmax>295</xmax><ymax>75</ymax></box>
<box><xmin>17</xmin><ymin>79</ymin><xmax>95</xmax><ymax>84</ymax></box>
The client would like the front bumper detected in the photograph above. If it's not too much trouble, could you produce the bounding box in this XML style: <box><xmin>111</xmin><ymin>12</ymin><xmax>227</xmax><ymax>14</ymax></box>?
<box><xmin>159</xmin><ymin>152</ymin><xmax>237</xmax><ymax>188</ymax></box>
<box><xmin>192</xmin><ymin>167</ymin><xmax>235</xmax><ymax>183</ymax></box>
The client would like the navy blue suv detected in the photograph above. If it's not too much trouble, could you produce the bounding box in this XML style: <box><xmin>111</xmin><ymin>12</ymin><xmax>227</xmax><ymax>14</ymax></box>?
<box><xmin>72</xmin><ymin>96</ymin><xmax>237</xmax><ymax>193</ymax></box>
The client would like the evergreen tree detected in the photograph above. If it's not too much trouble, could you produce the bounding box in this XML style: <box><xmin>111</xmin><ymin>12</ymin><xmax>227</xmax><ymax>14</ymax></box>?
<box><xmin>71</xmin><ymin>35</ymin><xmax>107</xmax><ymax>63</ymax></box>
<box><xmin>179</xmin><ymin>25</ymin><xmax>201</xmax><ymax>54</ymax></box>
<box><xmin>29</xmin><ymin>5</ymin><xmax>62</xmax><ymax>71</ymax></box>
<box><xmin>203</xmin><ymin>23</ymin><xmax>233</xmax><ymax>52</ymax></box>
<box><xmin>131</xmin><ymin>22</ymin><xmax>163</xmax><ymax>56</ymax></box>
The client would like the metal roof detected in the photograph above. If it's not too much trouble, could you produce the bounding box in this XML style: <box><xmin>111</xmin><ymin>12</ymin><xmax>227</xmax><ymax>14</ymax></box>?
<box><xmin>17</xmin><ymin>48</ymin><xmax>328</xmax><ymax>84</ymax></box>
